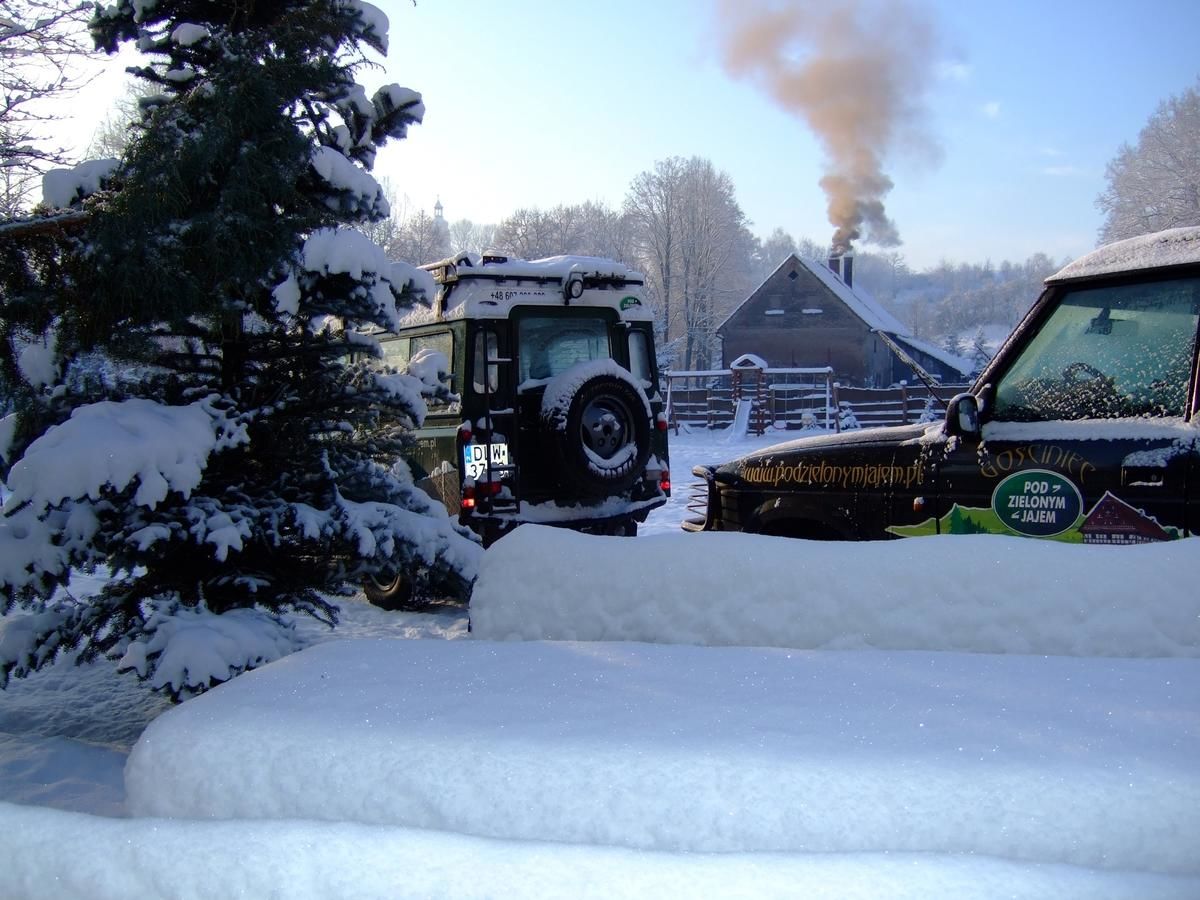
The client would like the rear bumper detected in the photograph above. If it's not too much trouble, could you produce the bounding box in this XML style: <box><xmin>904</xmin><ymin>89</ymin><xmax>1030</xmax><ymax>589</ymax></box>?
<box><xmin>464</xmin><ymin>495</ymin><xmax>667</xmax><ymax>545</ymax></box>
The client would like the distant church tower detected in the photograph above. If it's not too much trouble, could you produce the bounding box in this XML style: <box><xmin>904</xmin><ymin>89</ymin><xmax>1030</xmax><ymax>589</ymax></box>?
<box><xmin>433</xmin><ymin>196</ymin><xmax>444</xmax><ymax>222</ymax></box>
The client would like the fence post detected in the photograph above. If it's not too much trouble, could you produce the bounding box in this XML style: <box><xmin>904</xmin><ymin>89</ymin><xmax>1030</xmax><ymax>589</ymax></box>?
<box><xmin>831</xmin><ymin>382</ymin><xmax>841</xmax><ymax>433</ymax></box>
<box><xmin>664</xmin><ymin>373</ymin><xmax>678</xmax><ymax>435</ymax></box>
<box><xmin>900</xmin><ymin>382</ymin><xmax>909</xmax><ymax>424</ymax></box>
<box><xmin>825</xmin><ymin>372</ymin><xmax>833</xmax><ymax>431</ymax></box>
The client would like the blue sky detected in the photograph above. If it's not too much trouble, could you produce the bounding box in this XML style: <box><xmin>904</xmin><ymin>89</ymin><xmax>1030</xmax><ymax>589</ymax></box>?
<box><xmin>71</xmin><ymin>0</ymin><xmax>1200</xmax><ymax>271</ymax></box>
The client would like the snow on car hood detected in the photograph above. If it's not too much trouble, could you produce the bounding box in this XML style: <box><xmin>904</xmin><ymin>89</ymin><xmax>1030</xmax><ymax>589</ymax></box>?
<box><xmin>722</xmin><ymin>422</ymin><xmax>932</xmax><ymax>467</ymax></box>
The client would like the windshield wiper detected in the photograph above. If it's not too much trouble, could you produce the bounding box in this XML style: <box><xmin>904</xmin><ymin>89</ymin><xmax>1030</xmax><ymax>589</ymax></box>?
<box><xmin>873</xmin><ymin>330</ymin><xmax>948</xmax><ymax>411</ymax></box>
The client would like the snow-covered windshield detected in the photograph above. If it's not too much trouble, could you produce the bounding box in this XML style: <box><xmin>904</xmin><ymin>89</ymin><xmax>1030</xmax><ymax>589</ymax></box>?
<box><xmin>518</xmin><ymin>315</ymin><xmax>611</xmax><ymax>383</ymax></box>
<box><xmin>993</xmin><ymin>276</ymin><xmax>1199</xmax><ymax>421</ymax></box>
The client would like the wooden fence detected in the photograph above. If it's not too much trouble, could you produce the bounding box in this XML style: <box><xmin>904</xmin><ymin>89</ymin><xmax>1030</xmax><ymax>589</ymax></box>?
<box><xmin>829</xmin><ymin>383</ymin><xmax>969</xmax><ymax>430</ymax></box>
<box><xmin>664</xmin><ymin>367</ymin><xmax>970</xmax><ymax>433</ymax></box>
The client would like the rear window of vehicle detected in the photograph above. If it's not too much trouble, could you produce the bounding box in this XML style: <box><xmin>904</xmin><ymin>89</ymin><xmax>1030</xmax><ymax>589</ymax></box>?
<box><xmin>518</xmin><ymin>315</ymin><xmax>611</xmax><ymax>384</ymax></box>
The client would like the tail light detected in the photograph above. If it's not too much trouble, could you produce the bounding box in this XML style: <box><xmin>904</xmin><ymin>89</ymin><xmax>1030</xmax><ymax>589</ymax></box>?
<box><xmin>461</xmin><ymin>480</ymin><xmax>504</xmax><ymax>511</ymax></box>
<box><xmin>660</xmin><ymin>469</ymin><xmax>671</xmax><ymax>493</ymax></box>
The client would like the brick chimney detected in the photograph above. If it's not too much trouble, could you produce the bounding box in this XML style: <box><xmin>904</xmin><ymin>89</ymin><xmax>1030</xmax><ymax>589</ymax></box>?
<box><xmin>827</xmin><ymin>251</ymin><xmax>854</xmax><ymax>288</ymax></box>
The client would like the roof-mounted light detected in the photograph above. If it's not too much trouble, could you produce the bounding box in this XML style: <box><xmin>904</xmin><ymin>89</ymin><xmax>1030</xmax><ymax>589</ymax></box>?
<box><xmin>564</xmin><ymin>273</ymin><xmax>585</xmax><ymax>303</ymax></box>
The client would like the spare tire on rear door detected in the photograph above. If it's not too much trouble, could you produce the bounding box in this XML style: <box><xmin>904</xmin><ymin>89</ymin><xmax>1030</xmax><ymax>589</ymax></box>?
<box><xmin>540</xmin><ymin>360</ymin><xmax>653</xmax><ymax>497</ymax></box>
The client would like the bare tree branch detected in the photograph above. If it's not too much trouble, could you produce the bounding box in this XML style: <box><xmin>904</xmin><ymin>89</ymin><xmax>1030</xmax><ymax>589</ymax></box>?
<box><xmin>0</xmin><ymin>1</ymin><xmax>94</xmax><ymax>212</ymax></box>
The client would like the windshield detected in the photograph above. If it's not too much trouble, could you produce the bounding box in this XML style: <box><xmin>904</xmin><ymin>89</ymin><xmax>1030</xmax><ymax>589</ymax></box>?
<box><xmin>992</xmin><ymin>276</ymin><xmax>1199</xmax><ymax>421</ymax></box>
<box><xmin>517</xmin><ymin>315</ymin><xmax>611</xmax><ymax>384</ymax></box>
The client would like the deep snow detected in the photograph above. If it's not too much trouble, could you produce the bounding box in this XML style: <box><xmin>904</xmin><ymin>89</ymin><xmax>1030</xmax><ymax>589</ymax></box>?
<box><xmin>0</xmin><ymin>427</ymin><xmax>1198</xmax><ymax>899</ymax></box>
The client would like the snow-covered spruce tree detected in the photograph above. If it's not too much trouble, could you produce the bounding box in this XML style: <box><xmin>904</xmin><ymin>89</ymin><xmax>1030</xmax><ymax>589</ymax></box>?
<box><xmin>0</xmin><ymin>1</ymin><xmax>480</xmax><ymax>698</ymax></box>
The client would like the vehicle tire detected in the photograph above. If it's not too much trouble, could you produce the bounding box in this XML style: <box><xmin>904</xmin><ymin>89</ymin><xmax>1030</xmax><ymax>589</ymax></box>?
<box><xmin>363</xmin><ymin>569</ymin><xmax>417</xmax><ymax>611</ymax></box>
<box><xmin>543</xmin><ymin>372</ymin><xmax>652</xmax><ymax>497</ymax></box>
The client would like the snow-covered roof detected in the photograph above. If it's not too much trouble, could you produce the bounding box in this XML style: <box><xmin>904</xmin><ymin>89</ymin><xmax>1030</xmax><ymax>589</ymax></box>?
<box><xmin>729</xmin><ymin>352</ymin><xmax>769</xmax><ymax>369</ymax></box>
<box><xmin>1048</xmin><ymin>226</ymin><xmax>1200</xmax><ymax>283</ymax></box>
<box><xmin>719</xmin><ymin>254</ymin><xmax>910</xmax><ymax>336</ymax></box>
<box><xmin>889</xmin><ymin>333</ymin><xmax>976</xmax><ymax>377</ymax></box>
<box><xmin>395</xmin><ymin>254</ymin><xmax>653</xmax><ymax>328</ymax></box>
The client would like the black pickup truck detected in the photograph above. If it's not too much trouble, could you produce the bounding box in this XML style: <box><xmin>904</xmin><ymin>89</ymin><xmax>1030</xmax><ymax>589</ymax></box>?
<box><xmin>684</xmin><ymin>226</ymin><xmax>1199</xmax><ymax>544</ymax></box>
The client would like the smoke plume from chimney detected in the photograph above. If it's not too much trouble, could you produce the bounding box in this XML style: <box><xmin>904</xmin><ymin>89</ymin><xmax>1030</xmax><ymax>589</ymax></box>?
<box><xmin>718</xmin><ymin>0</ymin><xmax>942</xmax><ymax>254</ymax></box>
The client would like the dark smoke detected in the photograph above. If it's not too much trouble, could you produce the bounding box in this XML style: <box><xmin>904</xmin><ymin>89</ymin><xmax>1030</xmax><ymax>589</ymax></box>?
<box><xmin>718</xmin><ymin>0</ymin><xmax>942</xmax><ymax>253</ymax></box>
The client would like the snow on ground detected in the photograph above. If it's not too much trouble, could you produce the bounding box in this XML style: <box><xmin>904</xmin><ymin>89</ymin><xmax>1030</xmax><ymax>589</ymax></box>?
<box><xmin>119</xmin><ymin>640</ymin><xmax>1198</xmax><ymax>871</ymax></box>
<box><xmin>1</xmin><ymin>426</ymin><xmax>1198</xmax><ymax>898</ymax></box>
<box><xmin>472</xmin><ymin>527</ymin><xmax>1200</xmax><ymax>656</ymax></box>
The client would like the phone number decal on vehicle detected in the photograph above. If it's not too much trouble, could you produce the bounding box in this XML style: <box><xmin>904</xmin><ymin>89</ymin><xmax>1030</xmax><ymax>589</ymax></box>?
<box><xmin>991</xmin><ymin>469</ymin><xmax>1083</xmax><ymax>537</ymax></box>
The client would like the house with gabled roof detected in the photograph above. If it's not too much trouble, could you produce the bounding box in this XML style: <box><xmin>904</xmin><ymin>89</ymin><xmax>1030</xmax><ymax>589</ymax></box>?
<box><xmin>716</xmin><ymin>254</ymin><xmax>974</xmax><ymax>387</ymax></box>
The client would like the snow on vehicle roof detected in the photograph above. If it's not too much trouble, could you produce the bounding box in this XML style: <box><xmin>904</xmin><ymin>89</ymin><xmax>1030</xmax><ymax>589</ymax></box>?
<box><xmin>445</xmin><ymin>253</ymin><xmax>644</xmax><ymax>283</ymax></box>
<box><xmin>1048</xmin><ymin>225</ymin><xmax>1200</xmax><ymax>283</ymax></box>
<box><xmin>394</xmin><ymin>254</ymin><xmax>653</xmax><ymax>328</ymax></box>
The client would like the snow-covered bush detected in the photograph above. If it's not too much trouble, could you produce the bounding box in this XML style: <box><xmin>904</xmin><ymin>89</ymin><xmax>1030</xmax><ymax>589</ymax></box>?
<box><xmin>0</xmin><ymin>0</ymin><xmax>480</xmax><ymax>696</ymax></box>
<box><xmin>837</xmin><ymin>401</ymin><xmax>861</xmax><ymax>431</ymax></box>
<box><xmin>917</xmin><ymin>393</ymin><xmax>940</xmax><ymax>424</ymax></box>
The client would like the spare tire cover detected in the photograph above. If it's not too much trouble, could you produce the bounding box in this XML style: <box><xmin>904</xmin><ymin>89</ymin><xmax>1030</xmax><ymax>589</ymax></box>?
<box><xmin>540</xmin><ymin>360</ymin><xmax>653</xmax><ymax>497</ymax></box>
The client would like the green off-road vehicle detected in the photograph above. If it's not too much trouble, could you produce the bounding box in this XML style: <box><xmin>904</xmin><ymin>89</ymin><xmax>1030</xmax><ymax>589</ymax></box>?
<box><xmin>368</xmin><ymin>253</ymin><xmax>670</xmax><ymax>605</ymax></box>
<box><xmin>685</xmin><ymin>226</ymin><xmax>1200</xmax><ymax>544</ymax></box>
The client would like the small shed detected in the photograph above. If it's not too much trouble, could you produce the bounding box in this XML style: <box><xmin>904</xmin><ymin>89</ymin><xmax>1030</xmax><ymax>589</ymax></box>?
<box><xmin>717</xmin><ymin>254</ymin><xmax>973</xmax><ymax>387</ymax></box>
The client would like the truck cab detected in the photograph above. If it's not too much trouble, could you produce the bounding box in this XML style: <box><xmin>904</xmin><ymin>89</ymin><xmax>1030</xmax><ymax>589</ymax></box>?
<box><xmin>684</xmin><ymin>226</ymin><xmax>1200</xmax><ymax>544</ymax></box>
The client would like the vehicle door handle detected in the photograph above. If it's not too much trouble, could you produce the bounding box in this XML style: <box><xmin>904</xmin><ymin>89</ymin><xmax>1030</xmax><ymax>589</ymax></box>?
<box><xmin>1121</xmin><ymin>466</ymin><xmax>1165</xmax><ymax>487</ymax></box>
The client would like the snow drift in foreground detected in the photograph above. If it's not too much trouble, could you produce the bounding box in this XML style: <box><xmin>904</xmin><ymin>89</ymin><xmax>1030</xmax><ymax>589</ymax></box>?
<box><xmin>120</xmin><ymin>639</ymin><xmax>1198</xmax><ymax>876</ymax></box>
<box><xmin>3</xmin><ymin>800</ymin><xmax>1196</xmax><ymax>900</ymax></box>
<box><xmin>472</xmin><ymin>527</ymin><xmax>1200</xmax><ymax>657</ymax></box>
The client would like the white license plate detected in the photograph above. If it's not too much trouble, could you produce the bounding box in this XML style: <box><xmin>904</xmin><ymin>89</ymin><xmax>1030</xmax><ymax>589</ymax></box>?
<box><xmin>463</xmin><ymin>443</ymin><xmax>509</xmax><ymax>480</ymax></box>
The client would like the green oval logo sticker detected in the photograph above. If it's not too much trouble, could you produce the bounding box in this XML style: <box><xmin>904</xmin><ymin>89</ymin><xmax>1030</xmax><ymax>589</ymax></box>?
<box><xmin>991</xmin><ymin>469</ymin><xmax>1082</xmax><ymax>537</ymax></box>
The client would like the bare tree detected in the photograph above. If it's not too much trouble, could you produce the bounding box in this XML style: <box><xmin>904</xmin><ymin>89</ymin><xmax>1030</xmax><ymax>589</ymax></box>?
<box><xmin>0</xmin><ymin>1</ymin><xmax>93</xmax><ymax>213</ymax></box>
<box><xmin>576</xmin><ymin>200</ymin><xmax>636</xmax><ymax>263</ymax></box>
<box><xmin>388</xmin><ymin>208</ymin><xmax>450</xmax><ymax>263</ymax></box>
<box><xmin>448</xmin><ymin>218</ymin><xmax>496</xmax><ymax>256</ymax></box>
<box><xmin>491</xmin><ymin>202</ymin><xmax>631</xmax><ymax>262</ymax></box>
<box><xmin>625</xmin><ymin>157</ymin><xmax>684</xmax><ymax>359</ymax></box>
<box><xmin>753</xmin><ymin>227</ymin><xmax>799</xmax><ymax>283</ymax></box>
<box><xmin>625</xmin><ymin>157</ymin><xmax>752</xmax><ymax>370</ymax></box>
<box><xmin>1097</xmin><ymin>78</ymin><xmax>1200</xmax><ymax>243</ymax></box>
<box><xmin>84</xmin><ymin>82</ymin><xmax>151</xmax><ymax>160</ymax></box>
<box><xmin>492</xmin><ymin>204</ymin><xmax>588</xmax><ymax>260</ymax></box>
<box><xmin>676</xmin><ymin>160</ymin><xmax>753</xmax><ymax>369</ymax></box>
<box><xmin>492</xmin><ymin>206</ymin><xmax>553</xmax><ymax>259</ymax></box>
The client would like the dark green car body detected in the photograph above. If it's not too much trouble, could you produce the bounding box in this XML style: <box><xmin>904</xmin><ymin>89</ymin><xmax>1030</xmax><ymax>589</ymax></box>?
<box><xmin>391</xmin><ymin>253</ymin><xmax>671</xmax><ymax>548</ymax></box>
<box><xmin>685</xmin><ymin>227</ymin><xmax>1200</xmax><ymax>545</ymax></box>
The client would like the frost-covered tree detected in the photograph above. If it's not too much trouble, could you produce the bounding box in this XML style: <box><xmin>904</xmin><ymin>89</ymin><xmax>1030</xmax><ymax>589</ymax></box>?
<box><xmin>1097</xmin><ymin>79</ymin><xmax>1200</xmax><ymax>243</ymax></box>
<box><xmin>447</xmin><ymin>218</ymin><xmax>496</xmax><ymax>257</ymax></box>
<box><xmin>626</xmin><ymin>157</ymin><xmax>754</xmax><ymax>370</ymax></box>
<box><xmin>0</xmin><ymin>0</ymin><xmax>480</xmax><ymax>698</ymax></box>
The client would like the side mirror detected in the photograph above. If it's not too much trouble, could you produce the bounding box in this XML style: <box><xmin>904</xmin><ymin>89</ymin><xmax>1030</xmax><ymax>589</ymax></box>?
<box><xmin>945</xmin><ymin>392</ymin><xmax>981</xmax><ymax>438</ymax></box>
